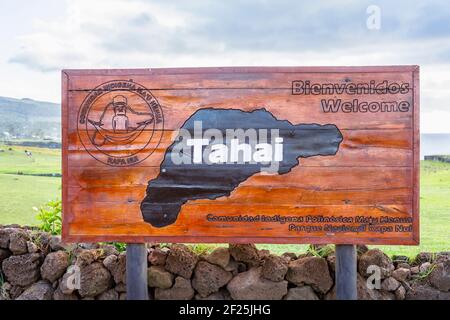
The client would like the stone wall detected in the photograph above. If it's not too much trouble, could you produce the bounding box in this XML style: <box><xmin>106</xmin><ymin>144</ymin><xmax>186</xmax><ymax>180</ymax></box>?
<box><xmin>0</xmin><ymin>226</ymin><xmax>448</xmax><ymax>300</ymax></box>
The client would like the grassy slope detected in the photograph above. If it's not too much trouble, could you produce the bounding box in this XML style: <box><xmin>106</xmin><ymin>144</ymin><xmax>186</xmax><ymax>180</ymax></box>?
<box><xmin>0</xmin><ymin>145</ymin><xmax>61</xmax><ymax>175</ymax></box>
<box><xmin>0</xmin><ymin>145</ymin><xmax>448</xmax><ymax>257</ymax></box>
<box><xmin>0</xmin><ymin>174</ymin><xmax>60</xmax><ymax>225</ymax></box>
<box><xmin>0</xmin><ymin>145</ymin><xmax>61</xmax><ymax>225</ymax></box>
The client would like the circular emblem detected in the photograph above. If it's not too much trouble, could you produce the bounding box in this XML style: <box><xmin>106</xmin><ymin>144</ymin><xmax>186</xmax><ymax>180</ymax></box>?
<box><xmin>77</xmin><ymin>80</ymin><xmax>164</xmax><ymax>166</ymax></box>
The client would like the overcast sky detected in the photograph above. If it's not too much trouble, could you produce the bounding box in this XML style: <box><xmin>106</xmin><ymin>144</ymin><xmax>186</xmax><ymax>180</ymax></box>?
<box><xmin>1</xmin><ymin>0</ymin><xmax>449</xmax><ymax>132</ymax></box>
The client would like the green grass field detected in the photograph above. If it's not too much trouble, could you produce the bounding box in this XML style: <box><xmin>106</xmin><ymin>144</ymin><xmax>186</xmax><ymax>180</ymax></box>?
<box><xmin>0</xmin><ymin>145</ymin><xmax>61</xmax><ymax>226</ymax></box>
<box><xmin>0</xmin><ymin>174</ymin><xmax>60</xmax><ymax>225</ymax></box>
<box><xmin>0</xmin><ymin>144</ymin><xmax>61</xmax><ymax>175</ymax></box>
<box><xmin>0</xmin><ymin>144</ymin><xmax>448</xmax><ymax>257</ymax></box>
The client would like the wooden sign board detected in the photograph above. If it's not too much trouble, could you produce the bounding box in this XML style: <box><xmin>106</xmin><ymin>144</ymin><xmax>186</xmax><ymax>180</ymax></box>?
<box><xmin>62</xmin><ymin>66</ymin><xmax>419</xmax><ymax>245</ymax></box>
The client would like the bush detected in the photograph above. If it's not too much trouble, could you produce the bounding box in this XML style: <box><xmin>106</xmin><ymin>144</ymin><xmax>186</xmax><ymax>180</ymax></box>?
<box><xmin>34</xmin><ymin>199</ymin><xmax>62</xmax><ymax>235</ymax></box>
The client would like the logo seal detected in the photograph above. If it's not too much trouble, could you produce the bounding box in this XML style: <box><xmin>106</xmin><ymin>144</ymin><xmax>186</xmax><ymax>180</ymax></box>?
<box><xmin>77</xmin><ymin>80</ymin><xmax>164</xmax><ymax>166</ymax></box>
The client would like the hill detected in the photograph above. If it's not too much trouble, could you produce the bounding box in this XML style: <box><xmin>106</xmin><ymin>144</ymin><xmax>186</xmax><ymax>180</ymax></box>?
<box><xmin>0</xmin><ymin>96</ymin><xmax>60</xmax><ymax>140</ymax></box>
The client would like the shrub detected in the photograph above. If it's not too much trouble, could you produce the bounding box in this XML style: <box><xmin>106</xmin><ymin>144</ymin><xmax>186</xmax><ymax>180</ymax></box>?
<box><xmin>34</xmin><ymin>199</ymin><xmax>62</xmax><ymax>235</ymax></box>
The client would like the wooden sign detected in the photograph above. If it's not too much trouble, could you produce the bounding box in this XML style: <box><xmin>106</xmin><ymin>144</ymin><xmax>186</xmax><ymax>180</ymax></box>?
<box><xmin>62</xmin><ymin>66</ymin><xmax>419</xmax><ymax>245</ymax></box>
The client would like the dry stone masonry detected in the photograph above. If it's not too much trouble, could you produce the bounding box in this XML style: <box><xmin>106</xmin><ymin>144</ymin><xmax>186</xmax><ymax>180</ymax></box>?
<box><xmin>0</xmin><ymin>226</ymin><xmax>448</xmax><ymax>300</ymax></box>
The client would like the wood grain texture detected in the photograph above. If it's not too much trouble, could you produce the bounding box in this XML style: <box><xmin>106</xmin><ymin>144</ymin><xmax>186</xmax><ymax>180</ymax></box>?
<box><xmin>62</xmin><ymin>66</ymin><xmax>419</xmax><ymax>244</ymax></box>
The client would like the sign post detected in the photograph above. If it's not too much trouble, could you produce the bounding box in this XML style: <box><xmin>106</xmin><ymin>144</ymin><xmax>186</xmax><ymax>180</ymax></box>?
<box><xmin>62</xmin><ymin>66</ymin><xmax>419</xmax><ymax>300</ymax></box>
<box><xmin>335</xmin><ymin>245</ymin><xmax>357</xmax><ymax>300</ymax></box>
<box><xmin>126</xmin><ymin>244</ymin><xmax>148</xmax><ymax>300</ymax></box>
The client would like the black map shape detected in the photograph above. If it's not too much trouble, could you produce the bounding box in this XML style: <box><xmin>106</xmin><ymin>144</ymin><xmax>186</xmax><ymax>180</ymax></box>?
<box><xmin>140</xmin><ymin>108</ymin><xmax>343</xmax><ymax>227</ymax></box>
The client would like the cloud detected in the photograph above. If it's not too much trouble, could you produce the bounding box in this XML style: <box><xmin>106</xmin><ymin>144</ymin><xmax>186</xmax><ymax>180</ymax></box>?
<box><xmin>9</xmin><ymin>31</ymin><xmax>87</xmax><ymax>72</ymax></box>
<box><xmin>5</xmin><ymin>0</ymin><xmax>450</xmax><ymax>124</ymax></box>
<box><xmin>9</xmin><ymin>0</ymin><xmax>450</xmax><ymax>71</ymax></box>
<box><xmin>421</xmin><ymin>110</ymin><xmax>450</xmax><ymax>133</ymax></box>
